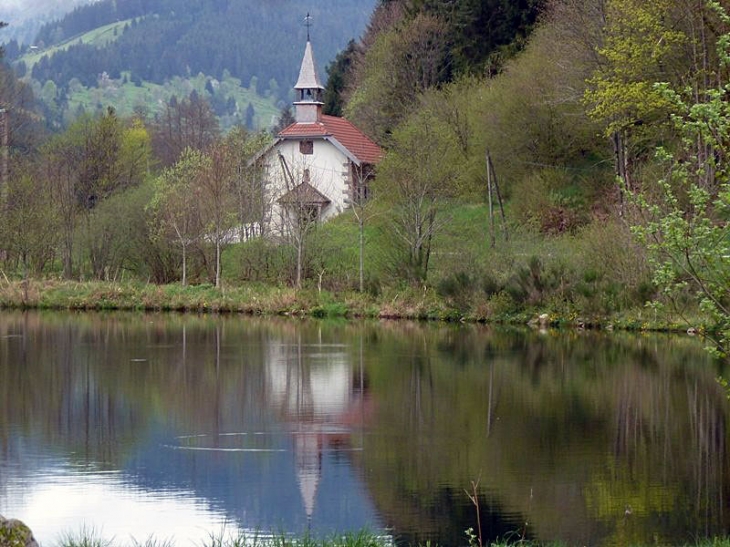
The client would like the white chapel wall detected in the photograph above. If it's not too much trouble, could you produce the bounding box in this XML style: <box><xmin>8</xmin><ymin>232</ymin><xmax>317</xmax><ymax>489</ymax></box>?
<box><xmin>264</xmin><ymin>139</ymin><xmax>351</xmax><ymax>235</ymax></box>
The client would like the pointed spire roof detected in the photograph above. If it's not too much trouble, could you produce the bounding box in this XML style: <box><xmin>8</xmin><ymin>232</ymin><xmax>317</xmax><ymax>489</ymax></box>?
<box><xmin>295</xmin><ymin>41</ymin><xmax>324</xmax><ymax>91</ymax></box>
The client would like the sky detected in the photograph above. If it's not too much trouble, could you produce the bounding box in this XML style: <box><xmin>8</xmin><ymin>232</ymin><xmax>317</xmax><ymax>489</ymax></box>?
<box><xmin>1</xmin><ymin>0</ymin><xmax>91</xmax><ymax>22</ymax></box>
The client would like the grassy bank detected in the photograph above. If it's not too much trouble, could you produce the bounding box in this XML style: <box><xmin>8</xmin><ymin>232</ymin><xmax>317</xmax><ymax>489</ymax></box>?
<box><xmin>0</xmin><ymin>203</ymin><xmax>711</xmax><ymax>333</ymax></box>
<box><xmin>0</xmin><ymin>277</ymin><xmax>702</xmax><ymax>335</ymax></box>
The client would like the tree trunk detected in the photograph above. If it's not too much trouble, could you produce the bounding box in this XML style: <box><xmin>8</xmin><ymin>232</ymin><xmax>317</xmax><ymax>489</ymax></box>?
<box><xmin>181</xmin><ymin>243</ymin><xmax>187</xmax><ymax>287</ymax></box>
<box><xmin>215</xmin><ymin>237</ymin><xmax>221</xmax><ymax>288</ymax></box>
<box><xmin>296</xmin><ymin>238</ymin><xmax>303</xmax><ymax>289</ymax></box>
<box><xmin>63</xmin><ymin>235</ymin><xmax>73</xmax><ymax>280</ymax></box>
<box><xmin>612</xmin><ymin>131</ymin><xmax>628</xmax><ymax>216</ymax></box>
<box><xmin>359</xmin><ymin>214</ymin><xmax>364</xmax><ymax>292</ymax></box>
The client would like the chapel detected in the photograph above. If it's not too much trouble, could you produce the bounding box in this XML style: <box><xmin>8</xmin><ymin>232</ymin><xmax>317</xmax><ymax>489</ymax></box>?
<box><xmin>256</xmin><ymin>37</ymin><xmax>382</xmax><ymax>235</ymax></box>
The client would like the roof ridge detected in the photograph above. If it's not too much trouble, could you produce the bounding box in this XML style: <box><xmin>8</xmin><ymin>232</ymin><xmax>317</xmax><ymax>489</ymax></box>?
<box><xmin>277</xmin><ymin>115</ymin><xmax>383</xmax><ymax>165</ymax></box>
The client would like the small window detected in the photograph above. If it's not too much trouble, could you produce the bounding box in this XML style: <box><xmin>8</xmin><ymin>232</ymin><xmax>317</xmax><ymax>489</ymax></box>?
<box><xmin>300</xmin><ymin>140</ymin><xmax>314</xmax><ymax>155</ymax></box>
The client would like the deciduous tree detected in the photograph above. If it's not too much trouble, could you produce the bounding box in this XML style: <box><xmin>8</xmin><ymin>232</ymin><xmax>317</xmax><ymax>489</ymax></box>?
<box><xmin>585</xmin><ymin>0</ymin><xmax>688</xmax><ymax>206</ymax></box>
<box><xmin>198</xmin><ymin>139</ymin><xmax>238</xmax><ymax>288</ymax></box>
<box><xmin>1</xmin><ymin>163</ymin><xmax>59</xmax><ymax>278</ymax></box>
<box><xmin>633</xmin><ymin>1</ymin><xmax>730</xmax><ymax>356</ymax></box>
<box><xmin>151</xmin><ymin>92</ymin><xmax>219</xmax><ymax>167</ymax></box>
<box><xmin>345</xmin><ymin>14</ymin><xmax>449</xmax><ymax>142</ymax></box>
<box><xmin>377</xmin><ymin>104</ymin><xmax>461</xmax><ymax>283</ymax></box>
<box><xmin>149</xmin><ymin>148</ymin><xmax>207</xmax><ymax>286</ymax></box>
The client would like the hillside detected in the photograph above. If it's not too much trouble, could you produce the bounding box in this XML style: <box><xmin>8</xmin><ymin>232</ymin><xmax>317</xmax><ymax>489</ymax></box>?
<box><xmin>15</xmin><ymin>0</ymin><xmax>373</xmax><ymax>122</ymax></box>
<box><xmin>0</xmin><ymin>0</ymin><xmax>92</xmax><ymax>46</ymax></box>
<box><xmin>6</xmin><ymin>0</ymin><xmax>374</xmax><ymax>130</ymax></box>
<box><xmin>20</xmin><ymin>19</ymin><xmax>131</xmax><ymax>72</ymax></box>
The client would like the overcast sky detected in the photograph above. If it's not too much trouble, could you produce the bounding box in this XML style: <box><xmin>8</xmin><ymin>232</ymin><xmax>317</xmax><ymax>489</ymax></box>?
<box><xmin>1</xmin><ymin>0</ymin><xmax>91</xmax><ymax>22</ymax></box>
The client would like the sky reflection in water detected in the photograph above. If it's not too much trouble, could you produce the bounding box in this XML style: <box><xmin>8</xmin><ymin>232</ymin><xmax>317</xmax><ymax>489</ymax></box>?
<box><xmin>0</xmin><ymin>312</ymin><xmax>728</xmax><ymax>546</ymax></box>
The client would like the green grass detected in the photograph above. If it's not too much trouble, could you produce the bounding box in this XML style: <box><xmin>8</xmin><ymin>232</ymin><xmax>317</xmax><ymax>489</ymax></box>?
<box><xmin>18</xmin><ymin>19</ymin><xmax>134</xmax><ymax>70</ymax></box>
<box><xmin>64</xmin><ymin>72</ymin><xmax>279</xmax><ymax>130</ymax></box>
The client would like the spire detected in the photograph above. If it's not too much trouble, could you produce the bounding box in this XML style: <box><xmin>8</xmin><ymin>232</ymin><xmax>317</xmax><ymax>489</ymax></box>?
<box><xmin>294</xmin><ymin>41</ymin><xmax>324</xmax><ymax>93</ymax></box>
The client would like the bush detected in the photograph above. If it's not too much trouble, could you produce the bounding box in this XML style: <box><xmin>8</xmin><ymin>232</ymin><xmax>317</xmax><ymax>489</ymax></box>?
<box><xmin>231</xmin><ymin>238</ymin><xmax>294</xmax><ymax>285</ymax></box>
<box><xmin>510</xmin><ymin>168</ymin><xmax>591</xmax><ymax>234</ymax></box>
<box><xmin>505</xmin><ymin>256</ymin><xmax>570</xmax><ymax>306</ymax></box>
<box><xmin>437</xmin><ymin>271</ymin><xmax>478</xmax><ymax>312</ymax></box>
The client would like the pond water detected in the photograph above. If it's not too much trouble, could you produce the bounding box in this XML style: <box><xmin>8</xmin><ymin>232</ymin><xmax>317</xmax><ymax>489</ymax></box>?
<box><xmin>0</xmin><ymin>311</ymin><xmax>728</xmax><ymax>546</ymax></box>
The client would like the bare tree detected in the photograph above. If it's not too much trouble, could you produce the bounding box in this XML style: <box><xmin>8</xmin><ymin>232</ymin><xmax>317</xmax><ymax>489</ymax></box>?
<box><xmin>198</xmin><ymin>140</ymin><xmax>238</xmax><ymax>288</ymax></box>
<box><xmin>347</xmin><ymin>163</ymin><xmax>377</xmax><ymax>292</ymax></box>
<box><xmin>275</xmin><ymin>153</ymin><xmax>333</xmax><ymax>288</ymax></box>
<box><xmin>1</xmin><ymin>161</ymin><xmax>59</xmax><ymax>278</ymax></box>
<box><xmin>151</xmin><ymin>92</ymin><xmax>219</xmax><ymax>167</ymax></box>
<box><xmin>42</xmin><ymin>136</ymin><xmax>81</xmax><ymax>278</ymax></box>
<box><xmin>231</xmin><ymin>128</ymin><xmax>271</xmax><ymax>241</ymax></box>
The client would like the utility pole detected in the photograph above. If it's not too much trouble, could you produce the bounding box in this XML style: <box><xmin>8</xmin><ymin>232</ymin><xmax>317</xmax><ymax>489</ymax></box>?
<box><xmin>485</xmin><ymin>150</ymin><xmax>508</xmax><ymax>247</ymax></box>
<box><xmin>0</xmin><ymin>107</ymin><xmax>7</xmax><ymax>263</ymax></box>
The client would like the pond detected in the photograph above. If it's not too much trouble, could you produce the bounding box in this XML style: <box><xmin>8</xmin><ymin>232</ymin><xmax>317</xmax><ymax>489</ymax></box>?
<box><xmin>0</xmin><ymin>311</ymin><xmax>728</xmax><ymax>546</ymax></box>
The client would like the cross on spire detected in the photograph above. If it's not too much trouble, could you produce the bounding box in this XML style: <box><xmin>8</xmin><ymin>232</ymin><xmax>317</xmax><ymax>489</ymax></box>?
<box><xmin>304</xmin><ymin>12</ymin><xmax>313</xmax><ymax>42</ymax></box>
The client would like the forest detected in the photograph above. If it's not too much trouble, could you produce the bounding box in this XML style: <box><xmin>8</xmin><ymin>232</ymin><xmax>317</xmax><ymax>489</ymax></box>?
<box><xmin>2</xmin><ymin>0</ymin><xmax>374</xmax><ymax>126</ymax></box>
<box><xmin>0</xmin><ymin>0</ymin><xmax>729</xmax><ymax>354</ymax></box>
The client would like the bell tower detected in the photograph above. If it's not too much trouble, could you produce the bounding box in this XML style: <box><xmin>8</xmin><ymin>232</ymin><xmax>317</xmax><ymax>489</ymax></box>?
<box><xmin>293</xmin><ymin>14</ymin><xmax>324</xmax><ymax>123</ymax></box>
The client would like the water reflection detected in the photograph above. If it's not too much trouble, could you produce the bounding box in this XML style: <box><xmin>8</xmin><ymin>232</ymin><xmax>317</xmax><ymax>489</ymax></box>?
<box><xmin>267</xmin><ymin>334</ymin><xmax>370</xmax><ymax>522</ymax></box>
<box><xmin>10</xmin><ymin>465</ymin><xmax>240</xmax><ymax>544</ymax></box>
<box><xmin>0</xmin><ymin>312</ymin><xmax>380</xmax><ymax>544</ymax></box>
<box><xmin>0</xmin><ymin>312</ymin><xmax>728</xmax><ymax>546</ymax></box>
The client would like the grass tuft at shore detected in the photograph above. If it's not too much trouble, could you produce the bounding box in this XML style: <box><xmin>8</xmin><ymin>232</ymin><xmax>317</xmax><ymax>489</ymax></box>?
<box><xmin>56</xmin><ymin>530</ymin><xmax>389</xmax><ymax>547</ymax></box>
<box><xmin>51</xmin><ymin>528</ymin><xmax>730</xmax><ymax>547</ymax></box>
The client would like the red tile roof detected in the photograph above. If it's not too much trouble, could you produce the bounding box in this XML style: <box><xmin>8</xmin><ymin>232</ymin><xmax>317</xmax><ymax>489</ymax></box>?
<box><xmin>278</xmin><ymin>115</ymin><xmax>383</xmax><ymax>165</ymax></box>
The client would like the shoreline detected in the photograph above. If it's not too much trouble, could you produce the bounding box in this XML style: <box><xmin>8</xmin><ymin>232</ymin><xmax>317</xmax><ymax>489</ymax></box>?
<box><xmin>0</xmin><ymin>279</ymin><xmax>703</xmax><ymax>336</ymax></box>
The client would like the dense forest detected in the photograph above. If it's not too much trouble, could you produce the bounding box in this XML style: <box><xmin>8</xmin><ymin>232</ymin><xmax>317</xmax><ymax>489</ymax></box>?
<box><xmin>14</xmin><ymin>0</ymin><xmax>374</xmax><ymax>101</ymax></box>
<box><xmin>0</xmin><ymin>0</ymin><xmax>729</xmax><ymax>353</ymax></box>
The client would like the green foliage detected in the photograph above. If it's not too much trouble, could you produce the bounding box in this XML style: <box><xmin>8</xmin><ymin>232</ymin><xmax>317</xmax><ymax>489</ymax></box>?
<box><xmin>436</xmin><ymin>271</ymin><xmax>478</xmax><ymax>313</ymax></box>
<box><xmin>58</xmin><ymin>526</ymin><xmax>113</xmax><ymax>547</ymax></box>
<box><xmin>634</xmin><ymin>171</ymin><xmax>730</xmax><ymax>354</ymax></box>
<box><xmin>345</xmin><ymin>14</ymin><xmax>450</xmax><ymax>142</ymax></box>
<box><xmin>411</xmin><ymin>0</ymin><xmax>544</xmax><ymax>76</ymax></box>
<box><xmin>323</xmin><ymin>40</ymin><xmax>358</xmax><ymax>117</ymax></box>
<box><xmin>1</xmin><ymin>169</ymin><xmax>60</xmax><ymax>276</ymax></box>
<box><xmin>230</xmin><ymin>237</ymin><xmax>295</xmax><ymax>286</ymax></box>
<box><xmin>505</xmin><ymin>256</ymin><xmax>565</xmax><ymax>307</ymax></box>
<box><xmin>148</xmin><ymin>148</ymin><xmax>210</xmax><ymax>285</ymax></box>
<box><xmin>631</xmin><ymin>4</ymin><xmax>730</xmax><ymax>356</ymax></box>
<box><xmin>584</xmin><ymin>0</ymin><xmax>686</xmax><ymax>137</ymax></box>
<box><xmin>54</xmin><ymin>529</ymin><xmax>389</xmax><ymax>547</ymax></box>
<box><xmin>510</xmin><ymin>169</ymin><xmax>592</xmax><ymax>235</ymax></box>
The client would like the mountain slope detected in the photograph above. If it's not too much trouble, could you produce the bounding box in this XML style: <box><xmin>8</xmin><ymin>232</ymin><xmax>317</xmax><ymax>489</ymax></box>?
<box><xmin>27</xmin><ymin>0</ymin><xmax>375</xmax><ymax>102</ymax></box>
<box><xmin>0</xmin><ymin>0</ymin><xmax>92</xmax><ymax>46</ymax></box>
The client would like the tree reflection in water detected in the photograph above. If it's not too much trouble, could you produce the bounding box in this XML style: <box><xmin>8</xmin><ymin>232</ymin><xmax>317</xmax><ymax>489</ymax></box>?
<box><xmin>0</xmin><ymin>312</ymin><xmax>727</xmax><ymax>546</ymax></box>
